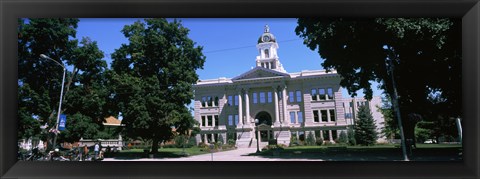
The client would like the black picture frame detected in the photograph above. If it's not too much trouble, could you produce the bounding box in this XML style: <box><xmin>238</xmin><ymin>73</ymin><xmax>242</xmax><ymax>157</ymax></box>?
<box><xmin>1</xmin><ymin>0</ymin><xmax>479</xmax><ymax>178</ymax></box>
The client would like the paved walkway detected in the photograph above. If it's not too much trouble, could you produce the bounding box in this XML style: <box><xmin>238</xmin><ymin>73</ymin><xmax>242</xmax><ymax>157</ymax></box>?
<box><xmin>103</xmin><ymin>147</ymin><xmax>325</xmax><ymax>161</ymax></box>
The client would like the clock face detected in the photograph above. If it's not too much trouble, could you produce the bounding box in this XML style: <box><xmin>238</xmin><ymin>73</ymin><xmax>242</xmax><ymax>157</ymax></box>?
<box><xmin>263</xmin><ymin>35</ymin><xmax>270</xmax><ymax>42</ymax></box>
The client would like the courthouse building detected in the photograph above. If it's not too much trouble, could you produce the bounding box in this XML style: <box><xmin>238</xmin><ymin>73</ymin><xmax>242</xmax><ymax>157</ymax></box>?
<box><xmin>193</xmin><ymin>26</ymin><xmax>385</xmax><ymax>147</ymax></box>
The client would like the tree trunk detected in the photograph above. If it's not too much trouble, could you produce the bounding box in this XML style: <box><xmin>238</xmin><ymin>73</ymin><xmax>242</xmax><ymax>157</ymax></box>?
<box><xmin>151</xmin><ymin>138</ymin><xmax>160</xmax><ymax>154</ymax></box>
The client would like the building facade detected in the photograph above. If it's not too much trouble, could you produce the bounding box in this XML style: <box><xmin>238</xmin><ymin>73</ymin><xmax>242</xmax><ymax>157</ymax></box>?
<box><xmin>193</xmin><ymin>26</ymin><xmax>385</xmax><ymax>148</ymax></box>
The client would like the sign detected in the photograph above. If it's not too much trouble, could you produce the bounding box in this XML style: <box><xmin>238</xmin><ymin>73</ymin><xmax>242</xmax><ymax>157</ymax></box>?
<box><xmin>58</xmin><ymin>114</ymin><xmax>67</xmax><ymax>131</ymax></box>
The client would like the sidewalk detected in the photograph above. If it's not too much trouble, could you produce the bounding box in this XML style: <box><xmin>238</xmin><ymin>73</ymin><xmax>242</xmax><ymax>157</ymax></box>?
<box><xmin>103</xmin><ymin>147</ymin><xmax>325</xmax><ymax>161</ymax></box>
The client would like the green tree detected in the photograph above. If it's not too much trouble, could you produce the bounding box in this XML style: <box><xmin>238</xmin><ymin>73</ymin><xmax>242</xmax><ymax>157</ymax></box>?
<box><xmin>306</xmin><ymin>132</ymin><xmax>316</xmax><ymax>146</ymax></box>
<box><xmin>354</xmin><ymin>106</ymin><xmax>378</xmax><ymax>146</ymax></box>
<box><xmin>110</xmin><ymin>18</ymin><xmax>205</xmax><ymax>153</ymax></box>
<box><xmin>295</xmin><ymin>18</ymin><xmax>461</xmax><ymax>145</ymax></box>
<box><xmin>347</xmin><ymin>127</ymin><xmax>356</xmax><ymax>145</ymax></box>
<box><xmin>378</xmin><ymin>97</ymin><xmax>398</xmax><ymax>140</ymax></box>
<box><xmin>337</xmin><ymin>131</ymin><xmax>348</xmax><ymax>144</ymax></box>
<box><xmin>18</xmin><ymin>18</ymin><xmax>79</xmax><ymax>142</ymax></box>
<box><xmin>18</xmin><ymin>19</ymin><xmax>114</xmax><ymax>146</ymax></box>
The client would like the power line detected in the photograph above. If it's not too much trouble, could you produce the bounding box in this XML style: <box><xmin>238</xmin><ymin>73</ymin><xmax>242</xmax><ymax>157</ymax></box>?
<box><xmin>204</xmin><ymin>38</ymin><xmax>302</xmax><ymax>54</ymax></box>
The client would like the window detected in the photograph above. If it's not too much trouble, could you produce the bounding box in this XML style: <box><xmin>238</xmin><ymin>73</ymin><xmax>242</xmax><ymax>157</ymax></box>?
<box><xmin>289</xmin><ymin>91</ymin><xmax>294</xmax><ymax>102</ymax></box>
<box><xmin>214</xmin><ymin>115</ymin><xmax>219</xmax><ymax>126</ymax></box>
<box><xmin>298</xmin><ymin>131</ymin><xmax>305</xmax><ymax>141</ymax></box>
<box><xmin>311</xmin><ymin>89</ymin><xmax>317</xmax><ymax>100</ymax></box>
<box><xmin>265</xmin><ymin>49</ymin><xmax>269</xmax><ymax>58</ymax></box>
<box><xmin>214</xmin><ymin>96</ymin><xmax>219</xmax><ymax>106</ymax></box>
<box><xmin>327</xmin><ymin>88</ymin><xmax>333</xmax><ymax>100</ymax></box>
<box><xmin>207</xmin><ymin>116</ymin><xmax>213</xmax><ymax>126</ymax></box>
<box><xmin>201</xmin><ymin>116</ymin><xmax>206</xmax><ymax>126</ymax></box>
<box><xmin>234</xmin><ymin>95</ymin><xmax>239</xmax><ymax>106</ymax></box>
<box><xmin>201</xmin><ymin>96</ymin><xmax>207</xmax><ymax>107</ymax></box>
<box><xmin>315</xmin><ymin>130</ymin><xmax>321</xmax><ymax>138</ymax></box>
<box><xmin>214</xmin><ymin>134</ymin><xmax>219</xmax><ymax>142</ymax></box>
<box><xmin>321</xmin><ymin>110</ymin><xmax>328</xmax><ymax>122</ymax></box>
<box><xmin>234</xmin><ymin>115</ymin><xmax>239</xmax><ymax>125</ymax></box>
<box><xmin>228</xmin><ymin>115</ymin><xmax>233</xmax><ymax>126</ymax></box>
<box><xmin>207</xmin><ymin>96</ymin><xmax>212</xmax><ymax>107</ymax></box>
<box><xmin>296</xmin><ymin>91</ymin><xmax>302</xmax><ymax>102</ymax></box>
<box><xmin>260</xmin><ymin>92</ymin><xmax>266</xmax><ymax>103</ymax></box>
<box><xmin>313</xmin><ymin>110</ymin><xmax>320</xmax><ymax>122</ymax></box>
<box><xmin>323</xmin><ymin>130</ymin><xmax>329</xmax><ymax>140</ymax></box>
<box><xmin>253</xmin><ymin>92</ymin><xmax>258</xmax><ymax>104</ymax></box>
<box><xmin>329</xmin><ymin>109</ymin><xmax>336</xmax><ymax>121</ymax></box>
<box><xmin>297</xmin><ymin>111</ymin><xmax>303</xmax><ymax>123</ymax></box>
<box><xmin>290</xmin><ymin>112</ymin><xmax>296</xmax><ymax>123</ymax></box>
<box><xmin>228</xmin><ymin>96</ymin><xmax>233</xmax><ymax>106</ymax></box>
<box><xmin>267</xmin><ymin>92</ymin><xmax>272</xmax><ymax>103</ymax></box>
<box><xmin>332</xmin><ymin>130</ymin><xmax>337</xmax><ymax>140</ymax></box>
<box><xmin>271</xmin><ymin>62</ymin><xmax>276</xmax><ymax>69</ymax></box>
<box><xmin>319</xmin><ymin>88</ymin><xmax>326</xmax><ymax>100</ymax></box>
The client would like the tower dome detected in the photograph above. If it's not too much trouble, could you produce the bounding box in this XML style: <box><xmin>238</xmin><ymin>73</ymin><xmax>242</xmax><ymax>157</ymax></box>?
<box><xmin>258</xmin><ymin>25</ymin><xmax>276</xmax><ymax>44</ymax></box>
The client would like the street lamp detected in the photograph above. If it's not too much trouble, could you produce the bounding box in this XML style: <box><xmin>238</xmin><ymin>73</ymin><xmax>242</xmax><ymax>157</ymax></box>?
<box><xmin>254</xmin><ymin>119</ymin><xmax>260</xmax><ymax>153</ymax></box>
<box><xmin>40</xmin><ymin>54</ymin><xmax>66</xmax><ymax>150</ymax></box>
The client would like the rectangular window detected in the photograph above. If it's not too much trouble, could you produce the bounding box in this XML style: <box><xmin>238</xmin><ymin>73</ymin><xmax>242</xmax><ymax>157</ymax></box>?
<box><xmin>260</xmin><ymin>92</ymin><xmax>266</xmax><ymax>103</ymax></box>
<box><xmin>289</xmin><ymin>91</ymin><xmax>294</xmax><ymax>102</ymax></box>
<box><xmin>201</xmin><ymin>96</ymin><xmax>207</xmax><ymax>107</ymax></box>
<box><xmin>297</xmin><ymin>111</ymin><xmax>303</xmax><ymax>123</ymax></box>
<box><xmin>313</xmin><ymin>110</ymin><xmax>319</xmax><ymax>122</ymax></box>
<box><xmin>296</xmin><ymin>91</ymin><xmax>302</xmax><ymax>102</ymax></box>
<box><xmin>323</xmin><ymin>130</ymin><xmax>329</xmax><ymax>140</ymax></box>
<box><xmin>201</xmin><ymin>116</ymin><xmax>206</xmax><ymax>126</ymax></box>
<box><xmin>327</xmin><ymin>88</ymin><xmax>333</xmax><ymax>100</ymax></box>
<box><xmin>311</xmin><ymin>89</ymin><xmax>317</xmax><ymax>100</ymax></box>
<box><xmin>214</xmin><ymin>96</ymin><xmax>219</xmax><ymax>106</ymax></box>
<box><xmin>253</xmin><ymin>92</ymin><xmax>258</xmax><ymax>104</ymax></box>
<box><xmin>299</xmin><ymin>131</ymin><xmax>305</xmax><ymax>141</ymax></box>
<box><xmin>228</xmin><ymin>96</ymin><xmax>233</xmax><ymax>106</ymax></box>
<box><xmin>207</xmin><ymin>96</ymin><xmax>212</xmax><ymax>107</ymax></box>
<box><xmin>228</xmin><ymin>115</ymin><xmax>233</xmax><ymax>126</ymax></box>
<box><xmin>290</xmin><ymin>112</ymin><xmax>296</xmax><ymax>123</ymax></box>
<box><xmin>214</xmin><ymin>115</ymin><xmax>219</xmax><ymax>126</ymax></box>
<box><xmin>329</xmin><ymin>109</ymin><xmax>336</xmax><ymax>122</ymax></box>
<box><xmin>319</xmin><ymin>88</ymin><xmax>326</xmax><ymax>100</ymax></box>
<box><xmin>321</xmin><ymin>110</ymin><xmax>328</xmax><ymax>122</ymax></box>
<box><xmin>315</xmin><ymin>130</ymin><xmax>321</xmax><ymax>138</ymax></box>
<box><xmin>332</xmin><ymin>130</ymin><xmax>337</xmax><ymax>140</ymax></box>
<box><xmin>234</xmin><ymin>95</ymin><xmax>239</xmax><ymax>106</ymax></box>
<box><xmin>207</xmin><ymin>116</ymin><xmax>213</xmax><ymax>126</ymax></box>
<box><xmin>234</xmin><ymin>115</ymin><xmax>239</xmax><ymax>125</ymax></box>
<box><xmin>267</xmin><ymin>92</ymin><xmax>272</xmax><ymax>103</ymax></box>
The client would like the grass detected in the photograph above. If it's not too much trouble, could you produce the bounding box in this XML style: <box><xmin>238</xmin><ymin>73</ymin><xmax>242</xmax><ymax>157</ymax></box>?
<box><xmin>250</xmin><ymin>143</ymin><xmax>462</xmax><ymax>161</ymax></box>
<box><xmin>113</xmin><ymin>147</ymin><xmax>210</xmax><ymax>159</ymax></box>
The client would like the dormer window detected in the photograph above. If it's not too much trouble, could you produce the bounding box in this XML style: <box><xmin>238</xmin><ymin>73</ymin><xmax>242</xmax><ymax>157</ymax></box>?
<box><xmin>264</xmin><ymin>49</ymin><xmax>269</xmax><ymax>58</ymax></box>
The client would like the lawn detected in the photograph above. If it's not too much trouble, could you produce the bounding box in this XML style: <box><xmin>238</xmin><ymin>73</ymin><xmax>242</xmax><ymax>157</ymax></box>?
<box><xmin>112</xmin><ymin>147</ymin><xmax>211</xmax><ymax>159</ymax></box>
<box><xmin>250</xmin><ymin>143</ymin><xmax>462</xmax><ymax>161</ymax></box>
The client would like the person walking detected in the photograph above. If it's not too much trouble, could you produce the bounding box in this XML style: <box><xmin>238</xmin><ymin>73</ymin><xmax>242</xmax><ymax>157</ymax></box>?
<box><xmin>83</xmin><ymin>144</ymin><xmax>89</xmax><ymax>161</ymax></box>
<box><xmin>94</xmin><ymin>143</ymin><xmax>100</xmax><ymax>160</ymax></box>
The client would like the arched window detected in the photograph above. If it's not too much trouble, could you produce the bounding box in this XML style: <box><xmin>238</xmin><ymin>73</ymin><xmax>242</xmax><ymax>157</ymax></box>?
<box><xmin>264</xmin><ymin>49</ymin><xmax>269</xmax><ymax>58</ymax></box>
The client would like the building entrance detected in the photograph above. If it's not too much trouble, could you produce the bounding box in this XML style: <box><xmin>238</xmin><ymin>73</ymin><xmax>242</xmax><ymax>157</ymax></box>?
<box><xmin>255</xmin><ymin>111</ymin><xmax>273</xmax><ymax>142</ymax></box>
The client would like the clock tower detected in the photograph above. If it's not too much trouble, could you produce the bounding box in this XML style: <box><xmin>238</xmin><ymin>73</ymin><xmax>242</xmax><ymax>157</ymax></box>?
<box><xmin>256</xmin><ymin>25</ymin><xmax>286</xmax><ymax>73</ymax></box>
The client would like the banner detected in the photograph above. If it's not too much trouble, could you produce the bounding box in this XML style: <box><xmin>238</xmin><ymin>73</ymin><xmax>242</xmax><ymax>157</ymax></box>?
<box><xmin>58</xmin><ymin>114</ymin><xmax>67</xmax><ymax>131</ymax></box>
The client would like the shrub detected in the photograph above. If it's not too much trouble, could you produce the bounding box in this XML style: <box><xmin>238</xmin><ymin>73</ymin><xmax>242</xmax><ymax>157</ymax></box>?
<box><xmin>347</xmin><ymin>127</ymin><xmax>356</xmax><ymax>146</ymax></box>
<box><xmin>338</xmin><ymin>131</ymin><xmax>348</xmax><ymax>144</ymax></box>
<box><xmin>218</xmin><ymin>134</ymin><xmax>225</xmax><ymax>144</ymax></box>
<box><xmin>315</xmin><ymin>137</ymin><xmax>324</xmax><ymax>146</ymax></box>
<box><xmin>227</xmin><ymin>139</ymin><xmax>236</xmax><ymax>146</ymax></box>
<box><xmin>306</xmin><ymin>132</ymin><xmax>316</xmax><ymax>146</ymax></box>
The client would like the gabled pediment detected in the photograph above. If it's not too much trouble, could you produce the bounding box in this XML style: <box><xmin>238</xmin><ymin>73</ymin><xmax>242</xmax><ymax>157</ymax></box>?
<box><xmin>232</xmin><ymin>67</ymin><xmax>289</xmax><ymax>81</ymax></box>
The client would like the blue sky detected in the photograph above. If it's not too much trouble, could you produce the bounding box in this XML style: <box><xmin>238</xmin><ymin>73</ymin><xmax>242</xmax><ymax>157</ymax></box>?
<box><xmin>75</xmin><ymin>18</ymin><xmax>383</xmax><ymax>99</ymax></box>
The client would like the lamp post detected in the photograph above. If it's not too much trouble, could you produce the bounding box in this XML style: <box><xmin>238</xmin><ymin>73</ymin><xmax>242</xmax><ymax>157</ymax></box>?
<box><xmin>40</xmin><ymin>54</ymin><xmax>66</xmax><ymax>149</ymax></box>
<box><xmin>254</xmin><ymin>119</ymin><xmax>260</xmax><ymax>153</ymax></box>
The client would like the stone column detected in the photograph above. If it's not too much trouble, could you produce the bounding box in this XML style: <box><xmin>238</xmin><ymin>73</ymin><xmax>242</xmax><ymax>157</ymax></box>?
<box><xmin>329</xmin><ymin>130</ymin><xmax>334</xmax><ymax>142</ymax></box>
<box><xmin>238</xmin><ymin>90</ymin><xmax>243</xmax><ymax>126</ymax></box>
<box><xmin>274</xmin><ymin>86</ymin><xmax>280</xmax><ymax>126</ymax></box>
<box><xmin>203</xmin><ymin>134</ymin><xmax>207</xmax><ymax>143</ymax></box>
<box><xmin>282</xmin><ymin>86</ymin><xmax>288</xmax><ymax>124</ymax></box>
<box><xmin>244</xmin><ymin>89</ymin><xmax>250</xmax><ymax>126</ymax></box>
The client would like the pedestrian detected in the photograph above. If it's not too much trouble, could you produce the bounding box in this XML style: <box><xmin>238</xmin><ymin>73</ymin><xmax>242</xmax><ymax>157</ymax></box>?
<box><xmin>83</xmin><ymin>144</ymin><xmax>88</xmax><ymax>161</ymax></box>
<box><xmin>94</xmin><ymin>143</ymin><xmax>100</xmax><ymax>160</ymax></box>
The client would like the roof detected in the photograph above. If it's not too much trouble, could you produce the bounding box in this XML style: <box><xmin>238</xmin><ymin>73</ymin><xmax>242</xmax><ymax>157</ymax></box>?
<box><xmin>103</xmin><ymin>116</ymin><xmax>123</xmax><ymax>126</ymax></box>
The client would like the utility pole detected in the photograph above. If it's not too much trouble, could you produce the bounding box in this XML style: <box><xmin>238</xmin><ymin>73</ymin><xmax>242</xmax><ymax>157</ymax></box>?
<box><xmin>386</xmin><ymin>52</ymin><xmax>409</xmax><ymax>161</ymax></box>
